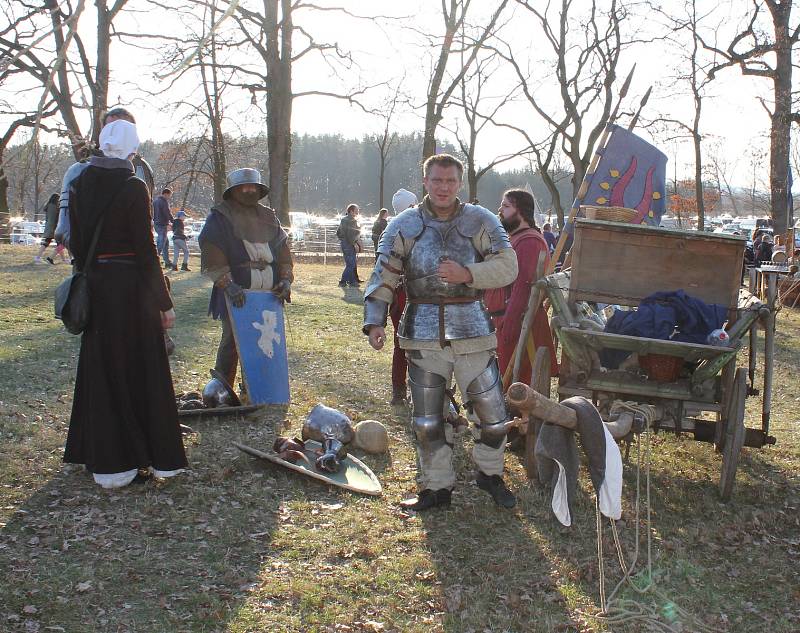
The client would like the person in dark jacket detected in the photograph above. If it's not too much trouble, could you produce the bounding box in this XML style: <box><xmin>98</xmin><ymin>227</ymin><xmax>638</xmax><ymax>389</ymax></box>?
<box><xmin>542</xmin><ymin>222</ymin><xmax>558</xmax><ymax>253</ymax></box>
<box><xmin>34</xmin><ymin>193</ymin><xmax>65</xmax><ymax>264</ymax></box>
<box><xmin>171</xmin><ymin>209</ymin><xmax>190</xmax><ymax>271</ymax></box>
<box><xmin>371</xmin><ymin>208</ymin><xmax>389</xmax><ymax>257</ymax></box>
<box><xmin>199</xmin><ymin>168</ymin><xmax>294</xmax><ymax>389</ymax></box>
<box><xmin>337</xmin><ymin>203</ymin><xmax>362</xmax><ymax>287</ymax></box>
<box><xmin>64</xmin><ymin>119</ymin><xmax>187</xmax><ymax>489</ymax></box>
<box><xmin>153</xmin><ymin>188</ymin><xmax>174</xmax><ymax>269</ymax></box>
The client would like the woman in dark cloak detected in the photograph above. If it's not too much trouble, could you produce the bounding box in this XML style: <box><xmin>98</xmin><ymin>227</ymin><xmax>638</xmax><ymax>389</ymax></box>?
<box><xmin>64</xmin><ymin>119</ymin><xmax>187</xmax><ymax>489</ymax></box>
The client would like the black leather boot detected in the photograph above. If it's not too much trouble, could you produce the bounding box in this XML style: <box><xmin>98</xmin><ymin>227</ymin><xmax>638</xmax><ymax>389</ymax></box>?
<box><xmin>476</xmin><ymin>471</ymin><xmax>516</xmax><ymax>508</ymax></box>
<box><xmin>399</xmin><ymin>488</ymin><xmax>451</xmax><ymax>511</ymax></box>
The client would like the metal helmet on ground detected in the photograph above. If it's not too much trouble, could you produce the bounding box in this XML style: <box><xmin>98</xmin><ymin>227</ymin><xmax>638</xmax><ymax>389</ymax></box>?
<box><xmin>302</xmin><ymin>404</ymin><xmax>355</xmax><ymax>473</ymax></box>
<box><xmin>222</xmin><ymin>168</ymin><xmax>270</xmax><ymax>201</ymax></box>
<box><xmin>201</xmin><ymin>369</ymin><xmax>242</xmax><ymax>408</ymax></box>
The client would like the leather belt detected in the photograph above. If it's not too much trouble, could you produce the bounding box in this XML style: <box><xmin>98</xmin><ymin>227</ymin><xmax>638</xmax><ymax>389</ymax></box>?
<box><xmin>96</xmin><ymin>252</ymin><xmax>136</xmax><ymax>265</ymax></box>
<box><xmin>407</xmin><ymin>297</ymin><xmax>478</xmax><ymax>305</ymax></box>
<box><xmin>237</xmin><ymin>260</ymin><xmax>271</xmax><ymax>271</ymax></box>
<box><xmin>406</xmin><ymin>297</ymin><xmax>481</xmax><ymax>347</ymax></box>
<box><xmin>96</xmin><ymin>258</ymin><xmax>136</xmax><ymax>265</ymax></box>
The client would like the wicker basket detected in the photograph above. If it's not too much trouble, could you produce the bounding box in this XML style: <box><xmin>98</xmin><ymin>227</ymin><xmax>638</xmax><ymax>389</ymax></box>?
<box><xmin>581</xmin><ymin>205</ymin><xmax>638</xmax><ymax>223</ymax></box>
<box><xmin>639</xmin><ymin>353</ymin><xmax>683</xmax><ymax>382</ymax></box>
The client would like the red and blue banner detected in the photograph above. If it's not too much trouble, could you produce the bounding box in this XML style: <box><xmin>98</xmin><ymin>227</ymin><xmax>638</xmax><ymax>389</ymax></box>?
<box><xmin>581</xmin><ymin>125</ymin><xmax>668</xmax><ymax>226</ymax></box>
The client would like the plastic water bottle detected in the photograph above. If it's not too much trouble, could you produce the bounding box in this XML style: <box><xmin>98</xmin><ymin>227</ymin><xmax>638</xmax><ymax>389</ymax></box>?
<box><xmin>706</xmin><ymin>329</ymin><xmax>730</xmax><ymax>346</ymax></box>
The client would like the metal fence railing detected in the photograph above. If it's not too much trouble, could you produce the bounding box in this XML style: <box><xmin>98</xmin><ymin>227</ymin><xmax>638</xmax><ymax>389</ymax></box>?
<box><xmin>1</xmin><ymin>223</ymin><xmax>378</xmax><ymax>263</ymax></box>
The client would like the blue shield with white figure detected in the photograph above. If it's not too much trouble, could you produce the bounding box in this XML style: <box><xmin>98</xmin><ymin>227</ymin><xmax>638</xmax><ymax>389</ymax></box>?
<box><xmin>226</xmin><ymin>290</ymin><xmax>290</xmax><ymax>404</ymax></box>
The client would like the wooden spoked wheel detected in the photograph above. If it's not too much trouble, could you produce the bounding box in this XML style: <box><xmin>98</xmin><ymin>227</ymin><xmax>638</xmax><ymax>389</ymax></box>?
<box><xmin>719</xmin><ymin>368</ymin><xmax>747</xmax><ymax>501</ymax></box>
<box><xmin>524</xmin><ymin>347</ymin><xmax>551</xmax><ymax>480</ymax></box>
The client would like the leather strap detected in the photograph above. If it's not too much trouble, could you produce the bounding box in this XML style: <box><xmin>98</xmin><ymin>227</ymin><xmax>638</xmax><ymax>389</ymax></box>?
<box><xmin>237</xmin><ymin>260</ymin><xmax>271</xmax><ymax>271</ymax></box>
<box><xmin>407</xmin><ymin>297</ymin><xmax>479</xmax><ymax>305</ymax></box>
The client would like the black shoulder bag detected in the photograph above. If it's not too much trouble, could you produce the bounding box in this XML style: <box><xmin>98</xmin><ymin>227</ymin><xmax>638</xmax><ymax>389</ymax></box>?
<box><xmin>54</xmin><ymin>188</ymin><xmax>124</xmax><ymax>334</ymax></box>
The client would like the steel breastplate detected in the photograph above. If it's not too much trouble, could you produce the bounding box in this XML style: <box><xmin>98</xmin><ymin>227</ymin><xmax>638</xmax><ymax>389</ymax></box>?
<box><xmin>404</xmin><ymin>218</ymin><xmax>480</xmax><ymax>301</ymax></box>
<box><xmin>399</xmin><ymin>215</ymin><xmax>493</xmax><ymax>343</ymax></box>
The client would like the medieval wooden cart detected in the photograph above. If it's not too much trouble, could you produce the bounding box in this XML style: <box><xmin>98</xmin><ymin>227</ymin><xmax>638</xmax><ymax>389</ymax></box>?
<box><xmin>527</xmin><ymin>218</ymin><xmax>778</xmax><ymax>500</ymax></box>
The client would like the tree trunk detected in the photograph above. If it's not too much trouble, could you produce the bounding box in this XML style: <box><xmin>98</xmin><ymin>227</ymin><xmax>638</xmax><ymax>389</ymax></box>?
<box><xmin>92</xmin><ymin>0</ymin><xmax>112</xmax><ymax>146</ymax></box>
<box><xmin>539</xmin><ymin>168</ymin><xmax>565</xmax><ymax>228</ymax></box>
<box><xmin>694</xmin><ymin>132</ymin><xmax>705</xmax><ymax>230</ymax></box>
<box><xmin>467</xmin><ymin>164</ymin><xmax>477</xmax><ymax>202</ymax></box>
<box><xmin>44</xmin><ymin>0</ymin><xmax>84</xmax><ymax>158</ymax></box>
<box><xmin>766</xmin><ymin>0</ymin><xmax>792</xmax><ymax>237</ymax></box>
<box><xmin>198</xmin><ymin>12</ymin><xmax>227</xmax><ymax>205</ymax></box>
<box><xmin>265</xmin><ymin>0</ymin><xmax>293</xmax><ymax>226</ymax></box>
<box><xmin>770</xmin><ymin>34</ymin><xmax>792</xmax><ymax>235</ymax></box>
<box><xmin>378</xmin><ymin>151</ymin><xmax>386</xmax><ymax>210</ymax></box>
<box><xmin>0</xmin><ymin>151</ymin><xmax>10</xmax><ymax>240</ymax></box>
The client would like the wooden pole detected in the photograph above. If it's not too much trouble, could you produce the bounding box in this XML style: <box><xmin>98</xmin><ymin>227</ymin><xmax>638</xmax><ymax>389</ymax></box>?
<box><xmin>506</xmin><ymin>382</ymin><xmax>578</xmax><ymax>429</ymax></box>
<box><xmin>762</xmin><ymin>271</ymin><xmax>777</xmax><ymax>435</ymax></box>
<box><xmin>548</xmin><ymin>66</ymin><xmax>637</xmax><ymax>272</ymax></box>
<box><xmin>505</xmin><ymin>250</ymin><xmax>547</xmax><ymax>388</ymax></box>
<box><xmin>503</xmin><ymin>68</ymin><xmax>640</xmax><ymax>384</ymax></box>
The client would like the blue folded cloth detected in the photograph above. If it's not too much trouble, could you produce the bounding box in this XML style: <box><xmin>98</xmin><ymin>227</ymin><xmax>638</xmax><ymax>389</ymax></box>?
<box><xmin>601</xmin><ymin>290</ymin><xmax>727</xmax><ymax>368</ymax></box>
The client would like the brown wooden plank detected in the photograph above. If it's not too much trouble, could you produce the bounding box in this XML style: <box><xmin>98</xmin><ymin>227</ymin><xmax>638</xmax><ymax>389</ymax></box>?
<box><xmin>569</xmin><ymin>219</ymin><xmax>746</xmax><ymax>308</ymax></box>
<box><xmin>560</xmin><ymin>327</ymin><xmax>737</xmax><ymax>362</ymax></box>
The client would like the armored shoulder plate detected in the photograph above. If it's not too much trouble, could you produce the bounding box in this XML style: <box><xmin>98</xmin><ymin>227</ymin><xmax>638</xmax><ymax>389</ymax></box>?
<box><xmin>376</xmin><ymin>206</ymin><xmax>424</xmax><ymax>255</ymax></box>
<box><xmin>457</xmin><ymin>204</ymin><xmax>512</xmax><ymax>253</ymax></box>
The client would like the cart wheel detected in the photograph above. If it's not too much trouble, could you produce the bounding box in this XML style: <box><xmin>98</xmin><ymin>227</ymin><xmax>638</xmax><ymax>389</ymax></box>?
<box><xmin>719</xmin><ymin>368</ymin><xmax>747</xmax><ymax>501</ymax></box>
<box><xmin>524</xmin><ymin>347</ymin><xmax>551</xmax><ymax>480</ymax></box>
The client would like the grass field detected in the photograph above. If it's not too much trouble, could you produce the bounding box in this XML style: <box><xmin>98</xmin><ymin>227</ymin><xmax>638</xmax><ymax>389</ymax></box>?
<box><xmin>0</xmin><ymin>244</ymin><xmax>798</xmax><ymax>633</ymax></box>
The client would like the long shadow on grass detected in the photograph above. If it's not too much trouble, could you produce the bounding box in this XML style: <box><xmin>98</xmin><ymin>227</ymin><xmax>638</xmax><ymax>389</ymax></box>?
<box><xmin>0</xmin><ymin>410</ymin><xmax>288</xmax><ymax>633</ymax></box>
<box><xmin>525</xmin><ymin>430</ymin><xmax>800</xmax><ymax>632</ymax></box>
<box><xmin>414</xmin><ymin>439</ymin><xmax>590</xmax><ymax>632</ymax></box>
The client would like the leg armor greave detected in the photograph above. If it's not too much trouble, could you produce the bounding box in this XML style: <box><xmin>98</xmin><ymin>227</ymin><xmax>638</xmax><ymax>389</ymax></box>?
<box><xmin>467</xmin><ymin>358</ymin><xmax>511</xmax><ymax>448</ymax></box>
<box><xmin>408</xmin><ymin>363</ymin><xmax>447</xmax><ymax>453</ymax></box>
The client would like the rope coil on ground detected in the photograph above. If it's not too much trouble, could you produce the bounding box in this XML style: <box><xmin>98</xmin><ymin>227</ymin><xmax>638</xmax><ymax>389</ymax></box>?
<box><xmin>580</xmin><ymin>402</ymin><xmax>722</xmax><ymax>633</ymax></box>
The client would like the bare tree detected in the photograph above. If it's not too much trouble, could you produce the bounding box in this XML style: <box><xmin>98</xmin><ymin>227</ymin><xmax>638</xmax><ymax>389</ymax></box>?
<box><xmin>419</xmin><ymin>0</ymin><xmax>510</xmax><ymax>163</ymax></box>
<box><xmin>701</xmin><ymin>0</ymin><xmax>799</xmax><ymax>235</ymax></box>
<box><xmin>649</xmin><ymin>0</ymin><xmax>716</xmax><ymax>230</ymax></box>
<box><xmin>144</xmin><ymin>0</ymin><xmax>238</xmax><ymax>201</ymax></box>
<box><xmin>0</xmin><ymin>107</ymin><xmax>58</xmax><ymax>237</ymax></box>
<box><xmin>215</xmin><ymin>0</ymin><xmax>379</xmax><ymax>225</ymax></box>
<box><xmin>494</xmin><ymin>0</ymin><xmax>627</xmax><ymax>227</ymax></box>
<box><xmin>0</xmin><ymin>0</ymin><xmax>130</xmax><ymax>157</ymax></box>
<box><xmin>374</xmin><ymin>87</ymin><xmax>403</xmax><ymax>210</ymax></box>
<box><xmin>449</xmin><ymin>53</ymin><xmax>528</xmax><ymax>201</ymax></box>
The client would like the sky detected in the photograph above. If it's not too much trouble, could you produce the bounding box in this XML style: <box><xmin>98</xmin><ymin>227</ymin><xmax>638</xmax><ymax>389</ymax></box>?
<box><xmin>4</xmin><ymin>0</ymin><xmax>786</xmax><ymax>190</ymax></box>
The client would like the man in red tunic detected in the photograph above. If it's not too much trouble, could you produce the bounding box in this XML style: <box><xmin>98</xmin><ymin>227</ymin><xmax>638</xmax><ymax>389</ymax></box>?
<box><xmin>484</xmin><ymin>189</ymin><xmax>557</xmax><ymax>385</ymax></box>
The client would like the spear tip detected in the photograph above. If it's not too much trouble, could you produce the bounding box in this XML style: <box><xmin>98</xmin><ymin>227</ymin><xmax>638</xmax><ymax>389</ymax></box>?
<box><xmin>619</xmin><ymin>64</ymin><xmax>636</xmax><ymax>97</ymax></box>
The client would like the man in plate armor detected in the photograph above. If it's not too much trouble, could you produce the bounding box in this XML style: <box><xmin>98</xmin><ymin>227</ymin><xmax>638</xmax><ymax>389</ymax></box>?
<box><xmin>363</xmin><ymin>154</ymin><xmax>519</xmax><ymax>511</ymax></box>
<box><xmin>199</xmin><ymin>168</ymin><xmax>293</xmax><ymax>395</ymax></box>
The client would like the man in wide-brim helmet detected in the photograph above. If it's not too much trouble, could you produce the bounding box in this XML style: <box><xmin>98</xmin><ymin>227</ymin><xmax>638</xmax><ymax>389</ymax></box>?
<box><xmin>198</xmin><ymin>168</ymin><xmax>294</xmax><ymax>398</ymax></box>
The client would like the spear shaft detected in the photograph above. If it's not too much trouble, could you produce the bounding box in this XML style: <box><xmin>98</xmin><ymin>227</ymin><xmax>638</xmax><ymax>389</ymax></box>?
<box><xmin>548</xmin><ymin>65</ymin><xmax>636</xmax><ymax>274</ymax></box>
<box><xmin>502</xmin><ymin>66</ymin><xmax>637</xmax><ymax>387</ymax></box>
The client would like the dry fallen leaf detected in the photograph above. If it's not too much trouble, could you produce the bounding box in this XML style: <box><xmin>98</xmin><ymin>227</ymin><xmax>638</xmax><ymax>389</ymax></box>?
<box><xmin>76</xmin><ymin>581</ymin><xmax>92</xmax><ymax>593</ymax></box>
<box><xmin>22</xmin><ymin>605</ymin><xmax>37</xmax><ymax>615</ymax></box>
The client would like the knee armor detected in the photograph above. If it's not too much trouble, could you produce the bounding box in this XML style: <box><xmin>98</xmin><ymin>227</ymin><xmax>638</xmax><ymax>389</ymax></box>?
<box><xmin>408</xmin><ymin>363</ymin><xmax>447</xmax><ymax>452</ymax></box>
<box><xmin>466</xmin><ymin>359</ymin><xmax>511</xmax><ymax>448</ymax></box>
